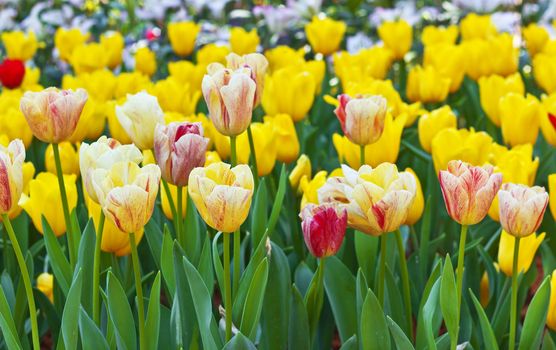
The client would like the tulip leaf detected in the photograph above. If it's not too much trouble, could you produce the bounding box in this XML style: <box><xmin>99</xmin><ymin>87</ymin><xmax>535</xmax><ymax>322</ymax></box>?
<box><xmin>304</xmin><ymin>259</ymin><xmax>324</xmax><ymax>345</ymax></box>
<box><xmin>354</xmin><ymin>231</ymin><xmax>378</xmax><ymax>287</ymax></box>
<box><xmin>42</xmin><ymin>216</ymin><xmax>72</xmax><ymax>295</ymax></box>
<box><xmin>34</xmin><ymin>288</ymin><xmax>61</xmax><ymax>344</ymax></box>
<box><xmin>265</xmin><ymin>164</ymin><xmax>286</xmax><ymax>236</ymax></box>
<box><xmin>107</xmin><ymin>271</ymin><xmax>137</xmax><ymax>350</ymax></box>
<box><xmin>144</xmin><ymin>220</ymin><xmax>163</xmax><ymax>270</ymax></box>
<box><xmin>78</xmin><ymin>307</ymin><xmax>109</xmax><ymax>350</ymax></box>
<box><xmin>469</xmin><ymin>290</ymin><xmax>498</xmax><ymax>350</ymax></box>
<box><xmin>387</xmin><ymin>316</ymin><xmax>415</xmax><ymax>350</ymax></box>
<box><xmin>0</xmin><ymin>283</ymin><xmax>22</xmax><ymax>350</ymax></box>
<box><xmin>145</xmin><ymin>272</ymin><xmax>161</xmax><ymax>350</ymax></box>
<box><xmin>251</xmin><ymin>177</ymin><xmax>268</xmax><ymax>248</ymax></box>
<box><xmin>415</xmin><ymin>260</ymin><xmax>442</xmax><ymax>350</ymax></box>
<box><xmin>240</xmin><ymin>257</ymin><xmax>269</xmax><ymax>340</ymax></box>
<box><xmin>212</xmin><ymin>232</ymin><xmax>224</xmax><ymax>297</ymax></box>
<box><xmin>360</xmin><ymin>288</ymin><xmax>390</xmax><ymax>350</ymax></box>
<box><xmin>519</xmin><ymin>276</ymin><xmax>551</xmax><ymax>350</ymax></box>
<box><xmin>440</xmin><ymin>254</ymin><xmax>458</xmax><ymax>348</ymax></box>
<box><xmin>418</xmin><ymin>278</ymin><xmax>442</xmax><ymax>350</ymax></box>
<box><xmin>197</xmin><ymin>234</ymin><xmax>214</xmax><ymax>296</ymax></box>
<box><xmin>173</xmin><ymin>243</ymin><xmax>196</xmax><ymax>348</ymax></box>
<box><xmin>289</xmin><ymin>285</ymin><xmax>310</xmax><ymax>350</ymax></box>
<box><xmin>75</xmin><ymin>219</ymin><xmax>95</xmax><ymax>314</ymax></box>
<box><xmin>222</xmin><ymin>332</ymin><xmax>257</xmax><ymax>350</ymax></box>
<box><xmin>160</xmin><ymin>227</ymin><xmax>175</xmax><ymax>297</ymax></box>
<box><xmin>184</xmin><ymin>194</ymin><xmax>201</xmax><ymax>263</ymax></box>
<box><xmin>61</xmin><ymin>269</ymin><xmax>83</xmax><ymax>350</ymax></box>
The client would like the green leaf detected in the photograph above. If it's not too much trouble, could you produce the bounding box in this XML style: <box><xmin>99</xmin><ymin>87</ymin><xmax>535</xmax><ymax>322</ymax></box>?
<box><xmin>440</xmin><ymin>254</ymin><xmax>458</xmax><ymax>348</ymax></box>
<box><xmin>107</xmin><ymin>271</ymin><xmax>137</xmax><ymax>350</ymax></box>
<box><xmin>469</xmin><ymin>290</ymin><xmax>498</xmax><ymax>350</ymax></box>
<box><xmin>0</xmin><ymin>284</ymin><xmax>22</xmax><ymax>350</ymax></box>
<box><xmin>422</xmin><ymin>279</ymin><xmax>441</xmax><ymax>350</ymax></box>
<box><xmin>75</xmin><ymin>219</ymin><xmax>95</xmax><ymax>314</ymax></box>
<box><xmin>222</xmin><ymin>332</ymin><xmax>257</xmax><ymax>350</ymax></box>
<box><xmin>197</xmin><ymin>234</ymin><xmax>214</xmax><ymax>295</ymax></box>
<box><xmin>160</xmin><ymin>227</ymin><xmax>175</xmax><ymax>296</ymax></box>
<box><xmin>240</xmin><ymin>258</ymin><xmax>270</xmax><ymax>340</ymax></box>
<box><xmin>304</xmin><ymin>260</ymin><xmax>324</xmax><ymax>344</ymax></box>
<box><xmin>360</xmin><ymin>288</ymin><xmax>390</xmax><ymax>350</ymax></box>
<box><xmin>354</xmin><ymin>232</ymin><xmax>378</xmax><ymax>287</ymax></box>
<box><xmin>289</xmin><ymin>285</ymin><xmax>310</xmax><ymax>350</ymax></box>
<box><xmin>519</xmin><ymin>276</ymin><xmax>552</xmax><ymax>350</ymax></box>
<box><xmin>145</xmin><ymin>272</ymin><xmax>161</xmax><ymax>350</ymax></box>
<box><xmin>251</xmin><ymin>178</ymin><xmax>268</xmax><ymax>247</ymax></box>
<box><xmin>78</xmin><ymin>307</ymin><xmax>109</xmax><ymax>350</ymax></box>
<box><xmin>340</xmin><ymin>335</ymin><xmax>358</xmax><ymax>350</ymax></box>
<box><xmin>387</xmin><ymin>316</ymin><xmax>415</xmax><ymax>350</ymax></box>
<box><xmin>144</xmin><ymin>220</ymin><xmax>163</xmax><ymax>270</ymax></box>
<box><xmin>266</xmin><ymin>164</ymin><xmax>286</xmax><ymax>236</ymax></box>
<box><xmin>212</xmin><ymin>232</ymin><xmax>225</xmax><ymax>296</ymax></box>
<box><xmin>184</xmin><ymin>194</ymin><xmax>202</xmax><ymax>263</ymax></box>
<box><xmin>42</xmin><ymin>217</ymin><xmax>72</xmax><ymax>295</ymax></box>
<box><xmin>61</xmin><ymin>269</ymin><xmax>83</xmax><ymax>350</ymax></box>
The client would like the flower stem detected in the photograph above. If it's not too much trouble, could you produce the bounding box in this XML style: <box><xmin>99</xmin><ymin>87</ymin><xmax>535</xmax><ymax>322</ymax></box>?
<box><xmin>223</xmin><ymin>233</ymin><xmax>232</xmax><ymax>341</ymax></box>
<box><xmin>176</xmin><ymin>186</ymin><xmax>184</xmax><ymax>247</ymax></box>
<box><xmin>2</xmin><ymin>214</ymin><xmax>40</xmax><ymax>350</ymax></box>
<box><xmin>92</xmin><ymin>211</ymin><xmax>105</xmax><ymax>325</ymax></box>
<box><xmin>129</xmin><ymin>232</ymin><xmax>146</xmax><ymax>350</ymax></box>
<box><xmin>378</xmin><ymin>234</ymin><xmax>387</xmax><ymax>306</ymax></box>
<box><xmin>395</xmin><ymin>229</ymin><xmax>413</xmax><ymax>340</ymax></box>
<box><xmin>509</xmin><ymin>236</ymin><xmax>521</xmax><ymax>350</ymax></box>
<box><xmin>454</xmin><ymin>224</ymin><xmax>468</xmax><ymax>350</ymax></box>
<box><xmin>230</xmin><ymin>136</ymin><xmax>237</xmax><ymax>166</ymax></box>
<box><xmin>360</xmin><ymin>145</ymin><xmax>365</xmax><ymax>167</ymax></box>
<box><xmin>246</xmin><ymin>125</ymin><xmax>259</xmax><ymax>187</ymax></box>
<box><xmin>233</xmin><ymin>230</ymin><xmax>240</xmax><ymax>297</ymax></box>
<box><xmin>52</xmin><ymin>143</ymin><xmax>76</xmax><ymax>267</ymax></box>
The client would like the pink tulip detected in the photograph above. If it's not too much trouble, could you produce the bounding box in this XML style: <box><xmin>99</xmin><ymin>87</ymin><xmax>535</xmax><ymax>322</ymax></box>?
<box><xmin>300</xmin><ymin>203</ymin><xmax>347</xmax><ymax>258</ymax></box>
<box><xmin>334</xmin><ymin>94</ymin><xmax>387</xmax><ymax>146</ymax></box>
<box><xmin>498</xmin><ymin>183</ymin><xmax>549</xmax><ymax>237</ymax></box>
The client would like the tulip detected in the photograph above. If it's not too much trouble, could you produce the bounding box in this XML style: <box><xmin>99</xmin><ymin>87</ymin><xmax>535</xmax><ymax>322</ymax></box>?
<box><xmin>0</xmin><ymin>59</ymin><xmax>25</xmax><ymax>89</ymax></box>
<box><xmin>421</xmin><ymin>25</ymin><xmax>458</xmax><ymax>47</ymax></box>
<box><xmin>4</xmin><ymin>161</ymin><xmax>35</xmax><ymax>220</ymax></box>
<box><xmin>188</xmin><ymin>162</ymin><xmax>254</xmax><ymax>233</ymax></box>
<box><xmin>0</xmin><ymin>139</ymin><xmax>25</xmax><ymax>214</ymax></box>
<box><xmin>333</xmin><ymin>47</ymin><xmax>394</xmax><ymax>83</ymax></box>
<box><xmin>67</xmin><ymin>100</ymin><xmax>108</xmax><ymax>143</ymax></box>
<box><xmin>460</xmin><ymin>13</ymin><xmax>497</xmax><ymax>40</ymax></box>
<box><xmin>63</xmin><ymin>69</ymin><xmax>117</xmax><ymax>103</ymax></box>
<box><xmin>224</xmin><ymin>52</ymin><xmax>269</xmax><ymax>107</ymax></box>
<box><xmin>478</xmin><ymin>73</ymin><xmax>525</xmax><ymax>127</ymax></box>
<box><xmin>115</xmin><ymin>91</ymin><xmax>165</xmax><ymax>150</ymax></box>
<box><xmin>418</xmin><ymin>106</ymin><xmax>457</xmax><ymax>153</ymax></box>
<box><xmin>202</xmin><ymin>65</ymin><xmax>256</xmax><ymax>136</ymax></box>
<box><xmin>168</xmin><ymin>61</ymin><xmax>205</xmax><ymax>94</ymax></box>
<box><xmin>548</xmin><ymin>271</ymin><xmax>556</xmax><ymax>331</ymax></box>
<box><xmin>533</xmin><ymin>53</ymin><xmax>556</xmax><ymax>94</ymax></box>
<box><xmin>161</xmin><ymin>182</ymin><xmax>187</xmax><ymax>220</ymax></box>
<box><xmin>300</xmin><ymin>203</ymin><xmax>347</xmax><ymax>257</ymax></box>
<box><xmin>334</xmin><ymin>94</ymin><xmax>387</xmax><ymax>147</ymax></box>
<box><xmin>168</xmin><ymin>21</ymin><xmax>201</xmax><ymax>57</ymax></box>
<box><xmin>20</xmin><ymin>172</ymin><xmax>78</xmax><ymax>236</ymax></box>
<box><xmin>134</xmin><ymin>46</ymin><xmax>157</xmax><ymax>77</ymax></box>
<box><xmin>114</xmin><ymin>72</ymin><xmax>152</xmax><ymax>99</ymax></box>
<box><xmin>301</xmin><ymin>171</ymin><xmax>327</xmax><ymax>209</ymax></box>
<box><xmin>498</xmin><ymin>230</ymin><xmax>544</xmax><ymax>277</ymax></box>
<box><xmin>37</xmin><ymin>272</ymin><xmax>54</xmax><ymax>302</ymax></box>
<box><xmin>54</xmin><ymin>28</ymin><xmax>89</xmax><ymax>62</ymax></box>
<box><xmin>439</xmin><ymin>160</ymin><xmax>502</xmax><ymax>225</ymax></box>
<box><xmin>70</xmin><ymin>43</ymin><xmax>108</xmax><ymax>74</ymax></box>
<box><xmin>499</xmin><ymin>93</ymin><xmax>541</xmax><ymax>147</ymax></box>
<box><xmin>197</xmin><ymin>44</ymin><xmax>230</xmax><ymax>66</ymax></box>
<box><xmin>45</xmin><ymin>142</ymin><xmax>80</xmax><ymax>176</ymax></box>
<box><xmin>406</xmin><ymin>65</ymin><xmax>451</xmax><ymax>103</ymax></box>
<box><xmin>20</xmin><ymin>87</ymin><xmax>88</xmax><ymax>144</ymax></box>
<box><xmin>305</xmin><ymin>16</ymin><xmax>346</xmax><ymax>56</ymax></box>
<box><xmin>100</xmin><ymin>32</ymin><xmax>124</xmax><ymax>69</ymax></box>
<box><xmin>1</xmin><ymin>31</ymin><xmax>38</xmax><ymax>61</ymax></box>
<box><xmin>405</xmin><ymin>168</ymin><xmax>424</xmax><ymax>225</ymax></box>
<box><xmin>289</xmin><ymin>154</ymin><xmax>311</xmax><ymax>190</ymax></box>
<box><xmin>541</xmin><ymin>94</ymin><xmax>556</xmax><ymax>146</ymax></box>
<box><xmin>498</xmin><ymin>183</ymin><xmax>548</xmax><ymax>238</ymax></box>
<box><xmin>378</xmin><ymin>20</ymin><xmax>413</xmax><ymax>60</ymax></box>
<box><xmin>149</xmin><ymin>77</ymin><xmax>201</xmax><ymax>115</ymax></box>
<box><xmin>549</xmin><ymin>174</ymin><xmax>556</xmax><ymax>222</ymax></box>
<box><xmin>488</xmin><ymin>34</ymin><xmax>519</xmax><ymax>77</ymax></box>
<box><xmin>235</xmin><ymin>121</ymin><xmax>277</xmax><ymax>176</ymax></box>
<box><xmin>265</xmin><ymin>46</ymin><xmax>305</xmax><ymax>72</ymax></box>
<box><xmin>0</xmin><ymin>94</ymin><xmax>34</xmax><ymax>148</ymax></box>
<box><xmin>230</xmin><ymin>27</ymin><xmax>260</xmax><ymax>55</ymax></box>
<box><xmin>264</xmin><ymin>114</ymin><xmax>299</xmax><ymax>163</ymax></box>
<box><xmin>154</xmin><ymin>122</ymin><xmax>209</xmax><ymax>186</ymax></box>
<box><xmin>423</xmin><ymin>44</ymin><xmax>466</xmax><ymax>93</ymax></box>
<box><xmin>523</xmin><ymin>23</ymin><xmax>549</xmax><ymax>58</ymax></box>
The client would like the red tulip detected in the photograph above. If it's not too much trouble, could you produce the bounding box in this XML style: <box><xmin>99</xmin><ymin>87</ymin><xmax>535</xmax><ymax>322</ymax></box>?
<box><xmin>300</xmin><ymin>203</ymin><xmax>347</xmax><ymax>258</ymax></box>
<box><xmin>0</xmin><ymin>59</ymin><xmax>25</xmax><ymax>89</ymax></box>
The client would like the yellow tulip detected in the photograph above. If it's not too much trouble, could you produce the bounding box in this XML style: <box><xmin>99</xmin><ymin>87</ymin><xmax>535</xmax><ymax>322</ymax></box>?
<box><xmin>20</xmin><ymin>172</ymin><xmax>78</xmax><ymax>236</ymax></box>
<box><xmin>205</xmin><ymin>151</ymin><xmax>221</xmax><ymax>165</ymax></box>
<box><xmin>480</xmin><ymin>271</ymin><xmax>490</xmax><ymax>307</ymax></box>
<box><xmin>106</xmin><ymin>100</ymin><xmax>133</xmax><ymax>144</ymax></box>
<box><xmin>134</xmin><ymin>46</ymin><xmax>157</xmax><ymax>77</ymax></box>
<box><xmin>404</xmin><ymin>168</ymin><xmax>424</xmax><ymax>225</ymax></box>
<box><xmin>70</xmin><ymin>43</ymin><xmax>108</xmax><ymax>74</ymax></box>
<box><xmin>305</xmin><ymin>16</ymin><xmax>346</xmax><ymax>56</ymax></box>
<box><xmin>100</xmin><ymin>32</ymin><xmax>124</xmax><ymax>69</ymax></box>
<box><xmin>478</xmin><ymin>73</ymin><xmax>525</xmax><ymax>127</ymax></box>
<box><xmin>289</xmin><ymin>154</ymin><xmax>311</xmax><ymax>190</ymax></box>
<box><xmin>114</xmin><ymin>72</ymin><xmax>152</xmax><ymax>99</ymax></box>
<box><xmin>378</xmin><ymin>20</ymin><xmax>413</xmax><ymax>60</ymax></box>
<box><xmin>424</xmin><ymin>43</ymin><xmax>466</xmax><ymax>93</ymax></box>
<box><xmin>188</xmin><ymin>162</ymin><xmax>254</xmax><ymax>233</ymax></box>
<box><xmin>45</xmin><ymin>142</ymin><xmax>80</xmax><ymax>176</ymax></box>
<box><xmin>498</xmin><ymin>230</ymin><xmax>544</xmax><ymax>276</ymax></box>
<box><xmin>421</xmin><ymin>25</ymin><xmax>458</xmax><ymax>47</ymax></box>
<box><xmin>431</xmin><ymin>128</ymin><xmax>493</xmax><ymax>173</ymax></box>
<box><xmin>334</xmin><ymin>47</ymin><xmax>394</xmax><ymax>86</ymax></box>
<box><xmin>1</xmin><ymin>31</ymin><xmax>38</xmax><ymax>61</ymax></box>
<box><xmin>62</xmin><ymin>70</ymin><xmax>117</xmax><ymax>103</ymax></box>
<box><xmin>548</xmin><ymin>271</ymin><xmax>556</xmax><ymax>331</ymax></box>
<box><xmin>462</xmin><ymin>35</ymin><xmax>518</xmax><ymax>80</ymax></box>
<box><xmin>197</xmin><ymin>44</ymin><xmax>230</xmax><ymax>66</ymax></box>
<box><xmin>264</xmin><ymin>114</ymin><xmax>299</xmax><ymax>163</ymax></box>
<box><xmin>20</xmin><ymin>66</ymin><xmax>42</xmax><ymax>92</ymax></box>
<box><xmin>54</xmin><ymin>28</ymin><xmax>89</xmax><ymax>62</ymax></box>
<box><xmin>300</xmin><ymin>170</ymin><xmax>327</xmax><ymax>209</ymax></box>
<box><xmin>37</xmin><ymin>273</ymin><xmax>54</xmax><ymax>302</ymax></box>
<box><xmin>523</xmin><ymin>23</ymin><xmax>549</xmax><ymax>58</ymax></box>
<box><xmin>548</xmin><ymin>174</ymin><xmax>556</xmax><ymax>221</ymax></box>
<box><xmin>460</xmin><ymin>13</ymin><xmax>497</xmax><ymax>40</ymax></box>
<box><xmin>265</xmin><ymin>46</ymin><xmax>305</xmax><ymax>72</ymax></box>
<box><xmin>168</xmin><ymin>21</ymin><xmax>201</xmax><ymax>57</ymax></box>
<box><xmin>541</xmin><ymin>93</ymin><xmax>556</xmax><ymax>146</ymax></box>
<box><xmin>499</xmin><ymin>93</ymin><xmax>541</xmax><ymax>147</ymax></box>
<box><xmin>149</xmin><ymin>77</ymin><xmax>200</xmax><ymax>115</ymax></box>
<box><xmin>0</xmin><ymin>140</ymin><xmax>24</xmax><ymax>217</ymax></box>
<box><xmin>406</xmin><ymin>65</ymin><xmax>451</xmax><ymax>103</ymax></box>
<box><xmin>533</xmin><ymin>53</ymin><xmax>556</xmax><ymax>94</ymax></box>
<box><xmin>168</xmin><ymin>60</ymin><xmax>205</xmax><ymax>94</ymax></box>
<box><xmin>333</xmin><ymin>113</ymin><xmax>406</xmax><ymax>168</ymax></box>
<box><xmin>262</xmin><ymin>66</ymin><xmax>316</xmax><ymax>122</ymax></box>
<box><xmin>418</xmin><ymin>106</ymin><xmax>457</xmax><ymax>153</ymax></box>
<box><xmin>0</xmin><ymin>93</ymin><xmax>34</xmax><ymax>148</ymax></box>
<box><xmin>230</xmin><ymin>27</ymin><xmax>260</xmax><ymax>55</ymax></box>
<box><xmin>303</xmin><ymin>60</ymin><xmax>326</xmax><ymax>95</ymax></box>
<box><xmin>161</xmin><ymin>183</ymin><xmax>187</xmax><ymax>220</ymax></box>
<box><xmin>236</xmin><ymin>121</ymin><xmax>277</xmax><ymax>176</ymax></box>
<box><xmin>5</xmin><ymin>162</ymin><xmax>35</xmax><ymax>220</ymax></box>
<box><xmin>68</xmin><ymin>100</ymin><xmax>108</xmax><ymax>142</ymax></box>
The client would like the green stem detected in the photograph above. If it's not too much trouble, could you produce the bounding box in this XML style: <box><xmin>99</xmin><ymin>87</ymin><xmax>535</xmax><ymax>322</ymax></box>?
<box><xmin>92</xmin><ymin>212</ymin><xmax>105</xmax><ymax>325</ymax></box>
<box><xmin>395</xmin><ymin>230</ymin><xmax>413</xmax><ymax>340</ymax></box>
<box><xmin>52</xmin><ymin>143</ymin><xmax>76</xmax><ymax>267</ymax></box>
<box><xmin>454</xmin><ymin>224</ymin><xmax>469</xmax><ymax>350</ymax></box>
<box><xmin>129</xmin><ymin>232</ymin><xmax>146</xmax><ymax>350</ymax></box>
<box><xmin>378</xmin><ymin>235</ymin><xmax>387</xmax><ymax>306</ymax></box>
<box><xmin>223</xmin><ymin>233</ymin><xmax>232</xmax><ymax>341</ymax></box>
<box><xmin>233</xmin><ymin>230</ymin><xmax>240</xmax><ymax>297</ymax></box>
<box><xmin>360</xmin><ymin>145</ymin><xmax>365</xmax><ymax>167</ymax></box>
<box><xmin>509</xmin><ymin>237</ymin><xmax>521</xmax><ymax>350</ymax></box>
<box><xmin>2</xmin><ymin>214</ymin><xmax>40</xmax><ymax>350</ymax></box>
<box><xmin>230</xmin><ymin>136</ymin><xmax>237</xmax><ymax>167</ymax></box>
<box><xmin>176</xmin><ymin>186</ymin><xmax>183</xmax><ymax>247</ymax></box>
<box><xmin>246</xmin><ymin>125</ymin><xmax>259</xmax><ymax>187</ymax></box>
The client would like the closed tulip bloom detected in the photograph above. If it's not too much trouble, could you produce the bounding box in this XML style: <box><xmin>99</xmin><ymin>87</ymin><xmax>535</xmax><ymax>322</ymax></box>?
<box><xmin>197</xmin><ymin>44</ymin><xmax>230</xmax><ymax>66</ymax></box>
<box><xmin>70</xmin><ymin>43</ymin><xmax>108</xmax><ymax>74</ymax></box>
<box><xmin>333</xmin><ymin>47</ymin><xmax>394</xmax><ymax>83</ymax></box>
<box><xmin>230</xmin><ymin>27</ymin><xmax>260</xmax><ymax>55</ymax></box>
<box><xmin>498</xmin><ymin>183</ymin><xmax>548</xmax><ymax>238</ymax></box>
<box><xmin>202</xmin><ymin>65</ymin><xmax>256</xmax><ymax>136</ymax></box>
<box><xmin>460</xmin><ymin>14</ymin><xmax>497</xmax><ymax>40</ymax></box>
<box><xmin>378</xmin><ymin>20</ymin><xmax>413</xmax><ymax>60</ymax></box>
<box><xmin>168</xmin><ymin>61</ymin><xmax>205</xmax><ymax>93</ymax></box>
<box><xmin>541</xmin><ymin>94</ymin><xmax>556</xmax><ymax>146</ymax></box>
<box><xmin>423</xmin><ymin>44</ymin><xmax>466</xmax><ymax>93</ymax></box>
<box><xmin>20</xmin><ymin>87</ymin><xmax>88</xmax><ymax>143</ymax></box>
<box><xmin>264</xmin><ymin>114</ymin><xmax>299</xmax><ymax>163</ymax></box>
<box><xmin>0</xmin><ymin>59</ymin><xmax>25</xmax><ymax>89</ymax></box>
<box><xmin>54</xmin><ymin>28</ymin><xmax>89</xmax><ymax>62</ymax></box>
<box><xmin>134</xmin><ymin>47</ymin><xmax>157</xmax><ymax>77</ymax></box>
<box><xmin>439</xmin><ymin>161</ymin><xmax>502</xmax><ymax>225</ymax></box>
<box><xmin>548</xmin><ymin>271</ymin><xmax>556</xmax><ymax>331</ymax></box>
<box><xmin>91</xmin><ymin>162</ymin><xmax>161</xmax><ymax>234</ymax></box>
<box><xmin>300</xmin><ymin>171</ymin><xmax>328</xmax><ymax>208</ymax></box>
<box><xmin>548</xmin><ymin>174</ymin><xmax>556</xmax><ymax>222</ymax></box>
<box><xmin>265</xmin><ymin>46</ymin><xmax>306</xmax><ymax>72</ymax></box>
<box><xmin>523</xmin><ymin>24</ymin><xmax>549</xmax><ymax>58</ymax></box>
<box><xmin>479</xmin><ymin>73</ymin><xmax>525</xmax><ymax>126</ymax></box>
<box><xmin>116</xmin><ymin>91</ymin><xmax>165</xmax><ymax>150</ymax></box>
<box><xmin>161</xmin><ymin>182</ymin><xmax>187</xmax><ymax>220</ymax></box>
<box><xmin>225</xmin><ymin>53</ymin><xmax>269</xmax><ymax>107</ymax></box>
<box><xmin>0</xmin><ymin>139</ymin><xmax>25</xmax><ymax>214</ymax></box>
<box><xmin>305</xmin><ymin>16</ymin><xmax>346</xmax><ymax>56</ymax></box>
<box><xmin>406</xmin><ymin>65</ymin><xmax>451</xmax><ymax>103</ymax></box>
<box><xmin>80</xmin><ymin>136</ymin><xmax>143</xmax><ymax>204</ymax></box>
<box><xmin>421</xmin><ymin>25</ymin><xmax>458</xmax><ymax>47</ymax></box>
<box><xmin>405</xmin><ymin>168</ymin><xmax>424</xmax><ymax>225</ymax></box>
<box><xmin>45</xmin><ymin>142</ymin><xmax>79</xmax><ymax>176</ymax></box>
<box><xmin>1</xmin><ymin>31</ymin><xmax>38</xmax><ymax>61</ymax></box>
<box><xmin>188</xmin><ymin>162</ymin><xmax>254</xmax><ymax>233</ymax></box>
<box><xmin>100</xmin><ymin>32</ymin><xmax>124</xmax><ymax>69</ymax></box>
<box><xmin>334</xmin><ymin>94</ymin><xmax>387</xmax><ymax>146</ymax></box>
<box><xmin>289</xmin><ymin>154</ymin><xmax>311</xmax><ymax>190</ymax></box>
<box><xmin>5</xmin><ymin>161</ymin><xmax>35</xmax><ymax>220</ymax></box>
<box><xmin>533</xmin><ymin>53</ymin><xmax>556</xmax><ymax>94</ymax></box>
<box><xmin>498</xmin><ymin>230</ymin><xmax>544</xmax><ymax>277</ymax></box>
<box><xmin>499</xmin><ymin>93</ymin><xmax>541</xmax><ymax>147</ymax></box>
<box><xmin>149</xmin><ymin>77</ymin><xmax>201</xmax><ymax>115</ymax></box>
<box><xmin>418</xmin><ymin>106</ymin><xmax>457</xmax><ymax>153</ymax></box>
<box><xmin>168</xmin><ymin>21</ymin><xmax>201</xmax><ymax>57</ymax></box>
<box><xmin>37</xmin><ymin>272</ymin><xmax>54</xmax><ymax>302</ymax></box>
<box><xmin>300</xmin><ymin>203</ymin><xmax>347</xmax><ymax>258</ymax></box>
<box><xmin>319</xmin><ymin>163</ymin><xmax>416</xmax><ymax>236</ymax></box>
<box><xmin>236</xmin><ymin>121</ymin><xmax>277</xmax><ymax>176</ymax></box>
<box><xmin>20</xmin><ymin>172</ymin><xmax>78</xmax><ymax>236</ymax></box>
<box><xmin>154</xmin><ymin>122</ymin><xmax>209</xmax><ymax>186</ymax></box>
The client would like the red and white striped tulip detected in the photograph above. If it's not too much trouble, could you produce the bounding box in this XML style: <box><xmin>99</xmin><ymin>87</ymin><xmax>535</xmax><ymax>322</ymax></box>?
<box><xmin>300</xmin><ymin>203</ymin><xmax>347</xmax><ymax>258</ymax></box>
<box><xmin>498</xmin><ymin>183</ymin><xmax>549</xmax><ymax>237</ymax></box>
<box><xmin>0</xmin><ymin>139</ymin><xmax>25</xmax><ymax>214</ymax></box>
<box><xmin>225</xmin><ymin>53</ymin><xmax>269</xmax><ymax>107</ymax></box>
<box><xmin>334</xmin><ymin>94</ymin><xmax>387</xmax><ymax>146</ymax></box>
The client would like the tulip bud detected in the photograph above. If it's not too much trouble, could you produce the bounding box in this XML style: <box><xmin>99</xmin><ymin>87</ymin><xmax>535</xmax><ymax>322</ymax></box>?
<box><xmin>0</xmin><ymin>59</ymin><xmax>25</xmax><ymax>89</ymax></box>
<box><xmin>0</xmin><ymin>139</ymin><xmax>25</xmax><ymax>214</ymax></box>
<box><xmin>334</xmin><ymin>94</ymin><xmax>387</xmax><ymax>146</ymax></box>
<box><xmin>20</xmin><ymin>87</ymin><xmax>88</xmax><ymax>143</ymax></box>
<box><xmin>305</xmin><ymin>16</ymin><xmax>346</xmax><ymax>56</ymax></box>
<box><xmin>497</xmin><ymin>229</ymin><xmax>544</xmax><ymax>277</ymax></box>
<box><xmin>289</xmin><ymin>154</ymin><xmax>312</xmax><ymax>190</ymax></box>
<box><xmin>154</xmin><ymin>122</ymin><xmax>209</xmax><ymax>187</ymax></box>
<box><xmin>404</xmin><ymin>168</ymin><xmax>424</xmax><ymax>225</ymax></box>
<box><xmin>498</xmin><ymin>183</ymin><xmax>549</xmax><ymax>237</ymax></box>
<box><xmin>37</xmin><ymin>272</ymin><xmax>54</xmax><ymax>302</ymax></box>
<box><xmin>115</xmin><ymin>91</ymin><xmax>165</xmax><ymax>150</ymax></box>
<box><xmin>225</xmin><ymin>53</ymin><xmax>268</xmax><ymax>107</ymax></box>
<box><xmin>439</xmin><ymin>160</ymin><xmax>502</xmax><ymax>225</ymax></box>
<box><xmin>202</xmin><ymin>65</ymin><xmax>256</xmax><ymax>136</ymax></box>
<box><xmin>300</xmin><ymin>203</ymin><xmax>347</xmax><ymax>258</ymax></box>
